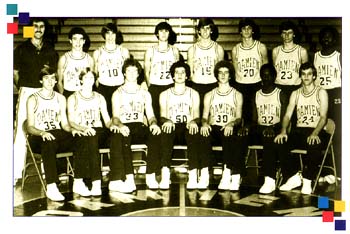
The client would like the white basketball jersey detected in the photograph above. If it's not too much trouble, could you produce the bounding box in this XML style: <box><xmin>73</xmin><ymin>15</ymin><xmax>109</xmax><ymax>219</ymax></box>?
<box><xmin>72</xmin><ymin>91</ymin><xmax>103</xmax><ymax>128</ymax></box>
<box><xmin>149</xmin><ymin>45</ymin><xmax>178</xmax><ymax>86</ymax></box>
<box><xmin>314</xmin><ymin>51</ymin><xmax>341</xmax><ymax>89</ymax></box>
<box><xmin>235</xmin><ymin>40</ymin><xmax>263</xmax><ymax>84</ymax></box>
<box><xmin>296</xmin><ymin>86</ymin><xmax>321</xmax><ymax>128</ymax></box>
<box><xmin>192</xmin><ymin>41</ymin><xmax>220</xmax><ymax>84</ymax></box>
<box><xmin>33</xmin><ymin>91</ymin><xmax>61</xmax><ymax>131</ymax></box>
<box><xmin>164</xmin><ymin>87</ymin><xmax>196</xmax><ymax>123</ymax></box>
<box><xmin>208</xmin><ymin>87</ymin><xmax>238</xmax><ymax>126</ymax></box>
<box><xmin>274</xmin><ymin>45</ymin><xmax>303</xmax><ymax>86</ymax></box>
<box><xmin>95</xmin><ymin>45</ymin><xmax>126</xmax><ymax>86</ymax></box>
<box><xmin>115</xmin><ymin>86</ymin><xmax>147</xmax><ymax>123</ymax></box>
<box><xmin>255</xmin><ymin>87</ymin><xmax>282</xmax><ymax>126</ymax></box>
<box><xmin>62</xmin><ymin>51</ymin><xmax>92</xmax><ymax>91</ymax></box>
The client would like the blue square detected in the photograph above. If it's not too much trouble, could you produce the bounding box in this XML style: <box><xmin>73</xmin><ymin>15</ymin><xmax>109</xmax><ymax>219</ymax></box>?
<box><xmin>19</xmin><ymin>12</ymin><xmax>30</xmax><ymax>25</ymax></box>
<box><xmin>334</xmin><ymin>220</ymin><xmax>346</xmax><ymax>231</ymax></box>
<box><xmin>318</xmin><ymin>196</ymin><xmax>329</xmax><ymax>209</ymax></box>
<box><xmin>6</xmin><ymin>4</ymin><xmax>18</xmax><ymax>15</ymax></box>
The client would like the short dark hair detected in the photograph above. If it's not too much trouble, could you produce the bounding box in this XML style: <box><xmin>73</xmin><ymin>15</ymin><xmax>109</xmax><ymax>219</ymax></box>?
<box><xmin>122</xmin><ymin>57</ymin><xmax>143</xmax><ymax>77</ymax></box>
<box><xmin>260</xmin><ymin>63</ymin><xmax>277</xmax><ymax>80</ymax></box>
<box><xmin>68</xmin><ymin>27</ymin><xmax>87</xmax><ymax>40</ymax></box>
<box><xmin>214</xmin><ymin>60</ymin><xmax>235</xmax><ymax>80</ymax></box>
<box><xmin>299</xmin><ymin>62</ymin><xmax>317</xmax><ymax>77</ymax></box>
<box><xmin>279</xmin><ymin>20</ymin><xmax>301</xmax><ymax>43</ymax></box>
<box><xmin>169</xmin><ymin>61</ymin><xmax>191</xmax><ymax>78</ymax></box>
<box><xmin>238</xmin><ymin>18</ymin><xmax>261</xmax><ymax>40</ymax></box>
<box><xmin>155</xmin><ymin>22</ymin><xmax>177</xmax><ymax>45</ymax></box>
<box><xmin>39</xmin><ymin>65</ymin><xmax>56</xmax><ymax>81</ymax></box>
<box><xmin>196</xmin><ymin>18</ymin><xmax>219</xmax><ymax>41</ymax></box>
<box><xmin>78</xmin><ymin>67</ymin><xmax>96</xmax><ymax>82</ymax></box>
<box><xmin>101</xmin><ymin>23</ymin><xmax>124</xmax><ymax>45</ymax></box>
<box><xmin>318</xmin><ymin>26</ymin><xmax>340</xmax><ymax>44</ymax></box>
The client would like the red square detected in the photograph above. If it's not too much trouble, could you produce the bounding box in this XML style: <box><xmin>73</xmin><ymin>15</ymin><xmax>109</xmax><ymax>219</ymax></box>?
<box><xmin>7</xmin><ymin>22</ymin><xmax>18</xmax><ymax>34</ymax></box>
<box><xmin>322</xmin><ymin>211</ymin><xmax>334</xmax><ymax>222</ymax></box>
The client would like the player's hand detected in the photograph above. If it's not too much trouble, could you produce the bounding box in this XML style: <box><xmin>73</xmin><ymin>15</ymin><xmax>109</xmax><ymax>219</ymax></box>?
<box><xmin>110</xmin><ymin>125</ymin><xmax>119</xmax><ymax>133</ymax></box>
<box><xmin>221</xmin><ymin>125</ymin><xmax>233</xmax><ymax>136</ymax></box>
<box><xmin>262</xmin><ymin>127</ymin><xmax>275</xmax><ymax>138</ymax></box>
<box><xmin>41</xmin><ymin>131</ymin><xmax>55</xmax><ymax>141</ymax></box>
<box><xmin>274</xmin><ymin>133</ymin><xmax>288</xmax><ymax>144</ymax></box>
<box><xmin>187</xmin><ymin>120</ymin><xmax>199</xmax><ymax>135</ymax></box>
<box><xmin>150</xmin><ymin>124</ymin><xmax>161</xmax><ymax>135</ymax></box>
<box><xmin>307</xmin><ymin>134</ymin><xmax>321</xmax><ymax>145</ymax></box>
<box><xmin>84</xmin><ymin>127</ymin><xmax>96</xmax><ymax>136</ymax></box>
<box><xmin>200</xmin><ymin>124</ymin><xmax>212</xmax><ymax>137</ymax></box>
<box><xmin>119</xmin><ymin>125</ymin><xmax>130</xmax><ymax>137</ymax></box>
<box><xmin>72</xmin><ymin>129</ymin><xmax>85</xmax><ymax>137</ymax></box>
<box><xmin>237</xmin><ymin>126</ymin><xmax>249</xmax><ymax>137</ymax></box>
<box><xmin>162</xmin><ymin>121</ymin><xmax>175</xmax><ymax>134</ymax></box>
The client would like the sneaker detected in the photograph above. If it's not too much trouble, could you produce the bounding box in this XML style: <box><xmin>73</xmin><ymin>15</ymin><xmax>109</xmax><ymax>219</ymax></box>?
<box><xmin>146</xmin><ymin>173</ymin><xmax>159</xmax><ymax>189</ymax></box>
<box><xmin>229</xmin><ymin>174</ymin><xmax>241</xmax><ymax>191</ymax></box>
<box><xmin>46</xmin><ymin>183</ymin><xmax>65</xmax><ymax>201</ymax></box>
<box><xmin>125</xmin><ymin>174</ymin><xmax>137</xmax><ymax>192</ymax></box>
<box><xmin>109</xmin><ymin>180</ymin><xmax>132</xmax><ymax>193</ymax></box>
<box><xmin>91</xmin><ymin>180</ymin><xmax>102</xmax><ymax>196</ymax></box>
<box><xmin>218</xmin><ymin>167</ymin><xmax>231</xmax><ymax>190</ymax></box>
<box><xmin>279</xmin><ymin>172</ymin><xmax>302</xmax><ymax>191</ymax></box>
<box><xmin>186</xmin><ymin>169</ymin><xmax>198</xmax><ymax>189</ymax></box>
<box><xmin>159</xmin><ymin>167</ymin><xmax>171</xmax><ymax>189</ymax></box>
<box><xmin>73</xmin><ymin>180</ymin><xmax>91</xmax><ymax>197</ymax></box>
<box><xmin>324</xmin><ymin>175</ymin><xmax>336</xmax><ymax>184</ymax></box>
<box><xmin>301</xmin><ymin>178</ymin><xmax>312</xmax><ymax>194</ymax></box>
<box><xmin>259</xmin><ymin>176</ymin><xmax>276</xmax><ymax>194</ymax></box>
<box><xmin>197</xmin><ymin>168</ymin><xmax>209</xmax><ymax>190</ymax></box>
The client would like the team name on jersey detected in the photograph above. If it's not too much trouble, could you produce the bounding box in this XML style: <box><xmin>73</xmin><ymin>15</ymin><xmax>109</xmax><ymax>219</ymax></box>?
<box><xmin>316</xmin><ymin>64</ymin><xmax>340</xmax><ymax>79</ymax></box>
<box><xmin>169</xmin><ymin>103</ymin><xmax>191</xmax><ymax>119</ymax></box>
<box><xmin>257</xmin><ymin>104</ymin><xmax>280</xmax><ymax>118</ymax></box>
<box><xmin>195</xmin><ymin>55</ymin><xmax>214</xmax><ymax>76</ymax></box>
<box><xmin>210</xmin><ymin>103</ymin><xmax>234</xmax><ymax>116</ymax></box>
<box><xmin>78</xmin><ymin>109</ymin><xmax>99</xmax><ymax>126</ymax></box>
<box><xmin>297</xmin><ymin>105</ymin><xmax>320</xmax><ymax>118</ymax></box>
<box><xmin>237</xmin><ymin>58</ymin><xmax>260</xmax><ymax>73</ymax></box>
<box><xmin>275</xmin><ymin>60</ymin><xmax>299</xmax><ymax>73</ymax></box>
<box><xmin>36</xmin><ymin>109</ymin><xmax>59</xmax><ymax>123</ymax></box>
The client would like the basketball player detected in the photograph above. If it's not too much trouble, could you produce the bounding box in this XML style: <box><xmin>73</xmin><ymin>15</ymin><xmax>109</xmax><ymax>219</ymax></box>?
<box><xmin>67</xmin><ymin>68</ymin><xmax>117</xmax><ymax>197</ymax></box>
<box><xmin>93</xmin><ymin>23</ymin><xmax>130</xmax><ymax>116</ymax></box>
<box><xmin>249</xmin><ymin>64</ymin><xmax>288</xmax><ymax>193</ymax></box>
<box><xmin>57</xmin><ymin>27</ymin><xmax>94</xmax><ymax>98</ymax></box>
<box><xmin>314</xmin><ymin>26</ymin><xmax>341</xmax><ymax>183</ymax></box>
<box><xmin>232</xmin><ymin>18</ymin><xmax>268</xmax><ymax>125</ymax></box>
<box><xmin>187</xmin><ymin>18</ymin><xmax>225</xmax><ymax>115</ymax></box>
<box><xmin>274</xmin><ymin>62</ymin><xmax>328</xmax><ymax>194</ymax></box>
<box><xmin>109</xmin><ymin>58</ymin><xmax>161</xmax><ymax>193</ymax></box>
<box><xmin>144</xmin><ymin>21</ymin><xmax>180</xmax><ymax>121</ymax></box>
<box><xmin>13</xmin><ymin>18</ymin><xmax>58</xmax><ymax>184</ymax></box>
<box><xmin>157</xmin><ymin>61</ymin><xmax>209</xmax><ymax>190</ymax></box>
<box><xmin>26</xmin><ymin>66</ymin><xmax>74</xmax><ymax>201</ymax></box>
<box><xmin>201</xmin><ymin>60</ymin><xmax>247</xmax><ymax>191</ymax></box>
<box><xmin>272</xmin><ymin>21</ymin><xmax>308</xmax><ymax>98</ymax></box>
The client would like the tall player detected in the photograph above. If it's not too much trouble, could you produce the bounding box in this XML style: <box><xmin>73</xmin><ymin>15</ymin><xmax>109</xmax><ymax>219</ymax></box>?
<box><xmin>157</xmin><ymin>61</ymin><xmax>209</xmax><ymax>190</ymax></box>
<box><xmin>272</xmin><ymin>21</ymin><xmax>308</xmax><ymax>98</ymax></box>
<box><xmin>26</xmin><ymin>66</ymin><xmax>74</xmax><ymax>201</ymax></box>
<box><xmin>109</xmin><ymin>58</ymin><xmax>162</xmax><ymax>193</ymax></box>
<box><xmin>144</xmin><ymin>21</ymin><xmax>180</xmax><ymax>121</ymax></box>
<box><xmin>187</xmin><ymin>18</ymin><xmax>225</xmax><ymax>115</ymax></box>
<box><xmin>314</xmin><ymin>26</ymin><xmax>341</xmax><ymax>183</ymax></box>
<box><xmin>57</xmin><ymin>27</ymin><xmax>94</xmax><ymax>98</ymax></box>
<box><xmin>274</xmin><ymin>62</ymin><xmax>328</xmax><ymax>194</ymax></box>
<box><xmin>201</xmin><ymin>60</ymin><xmax>248</xmax><ymax>191</ymax></box>
<box><xmin>232</xmin><ymin>18</ymin><xmax>268</xmax><ymax>125</ymax></box>
<box><xmin>67</xmin><ymin>68</ymin><xmax>117</xmax><ymax>197</ymax></box>
<box><xmin>93</xmin><ymin>23</ymin><xmax>130</xmax><ymax>116</ymax></box>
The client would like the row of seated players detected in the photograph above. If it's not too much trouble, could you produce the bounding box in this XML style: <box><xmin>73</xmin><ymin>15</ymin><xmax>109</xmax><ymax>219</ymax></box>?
<box><xmin>26</xmin><ymin>58</ymin><xmax>332</xmax><ymax>202</ymax></box>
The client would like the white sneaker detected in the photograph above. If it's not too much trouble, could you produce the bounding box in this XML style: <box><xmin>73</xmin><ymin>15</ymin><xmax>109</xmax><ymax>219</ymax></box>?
<box><xmin>109</xmin><ymin>180</ymin><xmax>131</xmax><ymax>193</ymax></box>
<box><xmin>146</xmin><ymin>173</ymin><xmax>159</xmax><ymax>189</ymax></box>
<box><xmin>301</xmin><ymin>178</ymin><xmax>312</xmax><ymax>194</ymax></box>
<box><xmin>218</xmin><ymin>167</ymin><xmax>231</xmax><ymax>190</ymax></box>
<box><xmin>186</xmin><ymin>169</ymin><xmax>198</xmax><ymax>189</ymax></box>
<box><xmin>159</xmin><ymin>167</ymin><xmax>171</xmax><ymax>189</ymax></box>
<box><xmin>197</xmin><ymin>168</ymin><xmax>209</xmax><ymax>190</ymax></box>
<box><xmin>259</xmin><ymin>176</ymin><xmax>276</xmax><ymax>194</ymax></box>
<box><xmin>229</xmin><ymin>174</ymin><xmax>241</xmax><ymax>191</ymax></box>
<box><xmin>125</xmin><ymin>174</ymin><xmax>136</xmax><ymax>192</ymax></box>
<box><xmin>91</xmin><ymin>180</ymin><xmax>102</xmax><ymax>196</ymax></box>
<box><xmin>46</xmin><ymin>183</ymin><xmax>65</xmax><ymax>201</ymax></box>
<box><xmin>279</xmin><ymin>172</ymin><xmax>302</xmax><ymax>191</ymax></box>
<box><xmin>73</xmin><ymin>179</ymin><xmax>91</xmax><ymax>197</ymax></box>
<box><xmin>324</xmin><ymin>175</ymin><xmax>336</xmax><ymax>184</ymax></box>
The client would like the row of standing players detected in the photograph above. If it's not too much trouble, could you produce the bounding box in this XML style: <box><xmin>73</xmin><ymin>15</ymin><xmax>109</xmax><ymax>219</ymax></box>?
<box><xmin>13</xmin><ymin>18</ymin><xmax>341</xmax><ymax>201</ymax></box>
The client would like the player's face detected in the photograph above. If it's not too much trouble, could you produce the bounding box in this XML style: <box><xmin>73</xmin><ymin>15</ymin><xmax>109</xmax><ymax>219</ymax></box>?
<box><xmin>261</xmin><ymin>68</ymin><xmax>275</xmax><ymax>87</ymax></box>
<box><xmin>41</xmin><ymin>74</ymin><xmax>57</xmax><ymax>90</ymax></box>
<box><xmin>105</xmin><ymin>31</ymin><xmax>116</xmax><ymax>44</ymax></box>
<box><xmin>33</xmin><ymin>21</ymin><xmax>45</xmax><ymax>40</ymax></box>
<box><xmin>124</xmin><ymin>66</ymin><xmax>139</xmax><ymax>82</ymax></box>
<box><xmin>173</xmin><ymin>67</ymin><xmax>187</xmax><ymax>83</ymax></box>
<box><xmin>70</xmin><ymin>34</ymin><xmax>85</xmax><ymax>51</ymax></box>
<box><xmin>281</xmin><ymin>29</ymin><xmax>294</xmax><ymax>43</ymax></box>
<box><xmin>300</xmin><ymin>68</ymin><xmax>315</xmax><ymax>86</ymax></box>
<box><xmin>81</xmin><ymin>71</ymin><xmax>95</xmax><ymax>88</ymax></box>
<box><xmin>320</xmin><ymin>31</ymin><xmax>335</xmax><ymax>48</ymax></box>
<box><xmin>217</xmin><ymin>67</ymin><xmax>230</xmax><ymax>84</ymax></box>
<box><xmin>241</xmin><ymin>25</ymin><xmax>253</xmax><ymax>38</ymax></box>
<box><xmin>199</xmin><ymin>25</ymin><xmax>212</xmax><ymax>39</ymax></box>
<box><xmin>158</xmin><ymin>29</ymin><xmax>169</xmax><ymax>42</ymax></box>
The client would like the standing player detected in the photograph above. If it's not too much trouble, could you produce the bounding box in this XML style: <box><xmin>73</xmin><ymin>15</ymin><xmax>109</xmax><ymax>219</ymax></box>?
<box><xmin>232</xmin><ymin>18</ymin><xmax>268</xmax><ymax>125</ymax></box>
<box><xmin>57</xmin><ymin>27</ymin><xmax>94</xmax><ymax>98</ymax></box>
<box><xmin>93</xmin><ymin>23</ymin><xmax>130</xmax><ymax>116</ymax></box>
<box><xmin>13</xmin><ymin>18</ymin><xmax>59</xmax><ymax>184</ymax></box>
<box><xmin>201</xmin><ymin>60</ymin><xmax>247</xmax><ymax>191</ymax></box>
<box><xmin>187</xmin><ymin>18</ymin><xmax>225</xmax><ymax>115</ymax></box>
<box><xmin>274</xmin><ymin>62</ymin><xmax>329</xmax><ymax>194</ymax></box>
<box><xmin>272</xmin><ymin>21</ymin><xmax>308</xmax><ymax>98</ymax></box>
<box><xmin>26</xmin><ymin>66</ymin><xmax>74</xmax><ymax>201</ymax></box>
<box><xmin>109</xmin><ymin>58</ymin><xmax>162</xmax><ymax>193</ymax></box>
<box><xmin>67</xmin><ymin>68</ymin><xmax>117</xmax><ymax>197</ymax></box>
<box><xmin>144</xmin><ymin>21</ymin><xmax>180</xmax><ymax>121</ymax></box>
<box><xmin>156</xmin><ymin>61</ymin><xmax>208</xmax><ymax>190</ymax></box>
<box><xmin>313</xmin><ymin>26</ymin><xmax>341</xmax><ymax>183</ymax></box>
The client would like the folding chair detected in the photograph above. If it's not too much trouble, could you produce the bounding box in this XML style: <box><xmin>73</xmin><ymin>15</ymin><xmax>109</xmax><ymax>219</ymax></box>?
<box><xmin>290</xmin><ymin>118</ymin><xmax>337</xmax><ymax>193</ymax></box>
<box><xmin>22</xmin><ymin>120</ymin><xmax>74</xmax><ymax>193</ymax></box>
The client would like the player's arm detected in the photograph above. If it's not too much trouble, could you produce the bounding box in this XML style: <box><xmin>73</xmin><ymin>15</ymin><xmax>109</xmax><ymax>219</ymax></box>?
<box><xmin>231</xmin><ymin>45</ymin><xmax>239</xmax><ymax>74</ymax></box>
<box><xmin>57</xmin><ymin>55</ymin><xmax>66</xmax><ymax>94</ymax></box>
<box><xmin>300</xmin><ymin>46</ymin><xmax>309</xmax><ymax>64</ymax></box>
<box><xmin>66</xmin><ymin>94</ymin><xmax>86</xmax><ymax>132</ymax></box>
<box><xmin>187</xmin><ymin>46</ymin><xmax>195</xmax><ymax>81</ymax></box>
<box><xmin>144</xmin><ymin>91</ymin><xmax>161</xmax><ymax>135</ymax></box>
<box><xmin>58</xmin><ymin>94</ymin><xmax>72</xmax><ymax>133</ymax></box>
<box><xmin>26</xmin><ymin>95</ymin><xmax>43</xmax><ymax>136</ymax></box>
<box><xmin>98</xmin><ymin>94</ymin><xmax>112</xmax><ymax>128</ymax></box>
<box><xmin>92</xmin><ymin>49</ymin><xmax>100</xmax><ymax>87</ymax></box>
<box><xmin>144</xmin><ymin>48</ymin><xmax>152</xmax><ymax>87</ymax></box>
<box><xmin>217</xmin><ymin>44</ymin><xmax>225</xmax><ymax>61</ymax></box>
<box><xmin>187</xmin><ymin>90</ymin><xmax>200</xmax><ymax>135</ymax></box>
<box><xmin>122</xmin><ymin>46</ymin><xmax>130</xmax><ymax>60</ymax></box>
<box><xmin>259</xmin><ymin>42</ymin><xmax>269</xmax><ymax>65</ymax></box>
<box><xmin>111</xmin><ymin>90</ymin><xmax>123</xmax><ymax>127</ymax></box>
<box><xmin>200</xmin><ymin>91</ymin><xmax>212</xmax><ymax>137</ymax></box>
<box><xmin>272</xmin><ymin>47</ymin><xmax>278</xmax><ymax>65</ymax></box>
<box><xmin>159</xmin><ymin>90</ymin><xmax>174</xmax><ymax>134</ymax></box>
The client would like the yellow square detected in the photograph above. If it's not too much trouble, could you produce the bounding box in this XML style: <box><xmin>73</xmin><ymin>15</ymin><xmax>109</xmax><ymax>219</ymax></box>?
<box><xmin>23</xmin><ymin>26</ymin><xmax>34</xmax><ymax>38</ymax></box>
<box><xmin>334</xmin><ymin>200</ymin><xmax>346</xmax><ymax>212</ymax></box>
